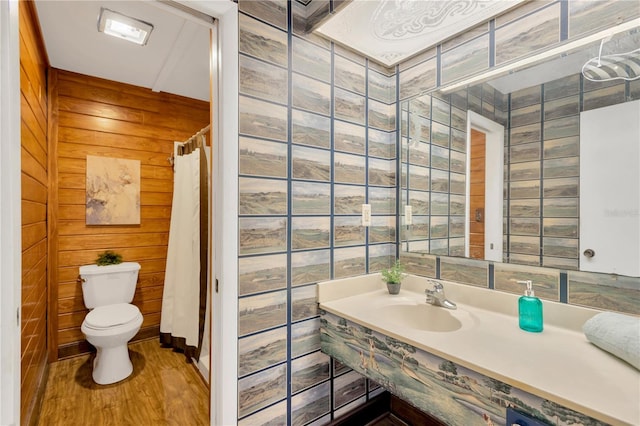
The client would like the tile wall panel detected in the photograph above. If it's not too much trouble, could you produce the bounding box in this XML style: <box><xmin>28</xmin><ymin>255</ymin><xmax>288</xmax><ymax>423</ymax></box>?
<box><xmin>395</xmin><ymin>1</ymin><xmax>639</xmax><ymax>96</ymax></box>
<box><xmin>239</xmin><ymin>13</ymin><xmax>288</xmax><ymax>66</ymax></box>
<box><xmin>237</xmin><ymin>2</ymin><xmax>397</xmax><ymax>423</ymax></box>
<box><xmin>292</xmin><ymin>37</ymin><xmax>331</xmax><ymax>82</ymax></box>
<box><xmin>400</xmin><ymin>68</ymin><xmax>639</xmax><ymax>311</ymax></box>
<box><xmin>240</xmin><ymin>55</ymin><xmax>288</xmax><ymax>103</ymax></box>
<box><xmin>569</xmin><ymin>0</ymin><xmax>640</xmax><ymax>39</ymax></box>
<box><xmin>368</xmin><ymin>69</ymin><xmax>396</xmax><ymax>104</ymax></box>
<box><xmin>238</xmin><ymin>0</ymin><xmax>288</xmax><ymax>30</ymax></box>
<box><xmin>399</xmin><ymin>57</ymin><xmax>437</xmax><ymax>100</ymax></box>
<box><xmin>441</xmin><ymin>34</ymin><xmax>490</xmax><ymax>85</ymax></box>
<box><xmin>494</xmin><ymin>3</ymin><xmax>560</xmax><ymax>65</ymax></box>
<box><xmin>401</xmin><ymin>91</ymin><xmax>467</xmax><ymax>259</ymax></box>
<box><xmin>236</xmin><ymin>1</ymin><xmax>640</xmax><ymax>423</ymax></box>
<box><xmin>568</xmin><ymin>271</ymin><xmax>640</xmax><ymax>315</ymax></box>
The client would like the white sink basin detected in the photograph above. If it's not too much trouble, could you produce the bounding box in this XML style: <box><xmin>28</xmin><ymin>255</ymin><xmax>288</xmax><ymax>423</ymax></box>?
<box><xmin>318</xmin><ymin>274</ymin><xmax>640</xmax><ymax>426</ymax></box>
<box><xmin>380</xmin><ymin>303</ymin><xmax>463</xmax><ymax>332</ymax></box>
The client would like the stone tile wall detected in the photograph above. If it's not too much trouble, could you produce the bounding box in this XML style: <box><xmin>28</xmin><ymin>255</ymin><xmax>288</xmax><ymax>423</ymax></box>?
<box><xmin>237</xmin><ymin>1</ymin><xmax>396</xmax><ymax>423</ymax></box>
<box><xmin>235</xmin><ymin>1</ymin><xmax>640</xmax><ymax>424</ymax></box>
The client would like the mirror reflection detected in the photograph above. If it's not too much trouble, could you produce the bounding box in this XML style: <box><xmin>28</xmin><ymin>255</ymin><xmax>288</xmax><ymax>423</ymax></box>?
<box><xmin>400</xmin><ymin>27</ymin><xmax>640</xmax><ymax>276</ymax></box>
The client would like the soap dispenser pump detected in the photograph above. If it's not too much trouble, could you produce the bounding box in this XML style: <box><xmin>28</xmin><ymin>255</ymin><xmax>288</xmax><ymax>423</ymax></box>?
<box><xmin>517</xmin><ymin>280</ymin><xmax>543</xmax><ymax>332</ymax></box>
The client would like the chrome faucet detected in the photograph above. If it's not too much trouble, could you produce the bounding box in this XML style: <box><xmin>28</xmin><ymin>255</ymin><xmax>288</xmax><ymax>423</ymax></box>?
<box><xmin>425</xmin><ymin>281</ymin><xmax>457</xmax><ymax>310</ymax></box>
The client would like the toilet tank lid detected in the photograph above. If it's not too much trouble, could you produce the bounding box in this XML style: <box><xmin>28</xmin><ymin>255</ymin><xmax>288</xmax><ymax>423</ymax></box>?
<box><xmin>80</xmin><ymin>262</ymin><xmax>141</xmax><ymax>276</ymax></box>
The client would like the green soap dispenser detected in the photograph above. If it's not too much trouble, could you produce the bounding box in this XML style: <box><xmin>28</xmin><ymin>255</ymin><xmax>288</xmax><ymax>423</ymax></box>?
<box><xmin>517</xmin><ymin>280</ymin><xmax>543</xmax><ymax>332</ymax></box>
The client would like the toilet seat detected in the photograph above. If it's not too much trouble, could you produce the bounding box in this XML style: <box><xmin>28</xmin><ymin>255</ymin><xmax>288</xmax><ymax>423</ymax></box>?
<box><xmin>84</xmin><ymin>303</ymin><xmax>141</xmax><ymax>330</ymax></box>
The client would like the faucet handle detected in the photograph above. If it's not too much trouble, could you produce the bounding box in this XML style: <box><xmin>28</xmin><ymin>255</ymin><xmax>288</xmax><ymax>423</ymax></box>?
<box><xmin>425</xmin><ymin>280</ymin><xmax>443</xmax><ymax>294</ymax></box>
<box><xmin>427</xmin><ymin>280</ymin><xmax>443</xmax><ymax>290</ymax></box>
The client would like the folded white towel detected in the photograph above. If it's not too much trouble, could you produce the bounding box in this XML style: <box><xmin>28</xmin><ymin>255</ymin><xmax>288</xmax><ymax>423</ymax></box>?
<box><xmin>583</xmin><ymin>312</ymin><xmax>640</xmax><ymax>370</ymax></box>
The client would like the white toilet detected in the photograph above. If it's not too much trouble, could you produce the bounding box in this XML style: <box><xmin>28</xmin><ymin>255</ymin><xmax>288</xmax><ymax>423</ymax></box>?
<box><xmin>79</xmin><ymin>262</ymin><xmax>143</xmax><ymax>385</ymax></box>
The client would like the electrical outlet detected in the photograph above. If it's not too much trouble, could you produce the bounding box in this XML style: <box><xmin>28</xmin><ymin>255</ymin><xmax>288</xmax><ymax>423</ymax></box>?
<box><xmin>362</xmin><ymin>204</ymin><xmax>371</xmax><ymax>227</ymax></box>
<box><xmin>404</xmin><ymin>205</ymin><xmax>413</xmax><ymax>225</ymax></box>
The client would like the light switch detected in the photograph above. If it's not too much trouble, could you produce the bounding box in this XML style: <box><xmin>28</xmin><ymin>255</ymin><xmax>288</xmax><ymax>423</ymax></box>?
<box><xmin>405</xmin><ymin>205</ymin><xmax>413</xmax><ymax>225</ymax></box>
<box><xmin>362</xmin><ymin>204</ymin><xmax>371</xmax><ymax>227</ymax></box>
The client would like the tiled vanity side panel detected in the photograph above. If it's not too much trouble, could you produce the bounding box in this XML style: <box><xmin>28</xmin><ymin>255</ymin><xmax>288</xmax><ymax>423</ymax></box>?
<box><xmin>320</xmin><ymin>311</ymin><xmax>608</xmax><ymax>426</ymax></box>
<box><xmin>237</xmin><ymin>2</ymin><xmax>397</xmax><ymax>424</ymax></box>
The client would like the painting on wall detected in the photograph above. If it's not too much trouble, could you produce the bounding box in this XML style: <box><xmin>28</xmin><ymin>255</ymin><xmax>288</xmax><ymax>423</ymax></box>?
<box><xmin>86</xmin><ymin>155</ymin><xmax>140</xmax><ymax>225</ymax></box>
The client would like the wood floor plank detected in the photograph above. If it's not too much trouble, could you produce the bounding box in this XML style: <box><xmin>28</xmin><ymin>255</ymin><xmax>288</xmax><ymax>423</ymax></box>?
<box><xmin>37</xmin><ymin>339</ymin><xmax>209</xmax><ymax>425</ymax></box>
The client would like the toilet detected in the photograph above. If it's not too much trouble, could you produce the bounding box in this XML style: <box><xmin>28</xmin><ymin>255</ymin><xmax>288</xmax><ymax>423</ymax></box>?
<box><xmin>79</xmin><ymin>262</ymin><xmax>143</xmax><ymax>385</ymax></box>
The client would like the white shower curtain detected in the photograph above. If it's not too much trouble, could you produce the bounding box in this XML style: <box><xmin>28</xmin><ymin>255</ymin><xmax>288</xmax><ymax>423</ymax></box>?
<box><xmin>160</xmin><ymin>147</ymin><xmax>201</xmax><ymax>347</ymax></box>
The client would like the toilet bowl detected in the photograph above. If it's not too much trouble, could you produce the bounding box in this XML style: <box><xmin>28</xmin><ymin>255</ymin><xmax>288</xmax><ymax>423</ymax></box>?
<box><xmin>81</xmin><ymin>303</ymin><xmax>143</xmax><ymax>385</ymax></box>
<box><xmin>79</xmin><ymin>262</ymin><xmax>142</xmax><ymax>385</ymax></box>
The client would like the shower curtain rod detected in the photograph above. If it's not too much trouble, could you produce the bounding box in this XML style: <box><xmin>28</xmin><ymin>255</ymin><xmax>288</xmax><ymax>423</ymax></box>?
<box><xmin>186</xmin><ymin>124</ymin><xmax>211</xmax><ymax>143</ymax></box>
<box><xmin>167</xmin><ymin>124</ymin><xmax>211</xmax><ymax>167</ymax></box>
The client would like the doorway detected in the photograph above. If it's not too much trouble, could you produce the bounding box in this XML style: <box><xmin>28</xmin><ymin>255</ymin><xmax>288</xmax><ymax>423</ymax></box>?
<box><xmin>465</xmin><ymin>111</ymin><xmax>504</xmax><ymax>263</ymax></box>
<box><xmin>469</xmin><ymin>129</ymin><xmax>486</xmax><ymax>259</ymax></box>
<box><xmin>29</xmin><ymin>0</ymin><xmax>216</xmax><ymax>422</ymax></box>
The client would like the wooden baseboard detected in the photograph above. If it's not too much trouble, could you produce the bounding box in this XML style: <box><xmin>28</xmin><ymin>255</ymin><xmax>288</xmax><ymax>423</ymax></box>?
<box><xmin>57</xmin><ymin>325</ymin><xmax>160</xmax><ymax>360</ymax></box>
<box><xmin>133</xmin><ymin>326</ymin><xmax>161</xmax><ymax>343</ymax></box>
<box><xmin>329</xmin><ymin>392</ymin><xmax>391</xmax><ymax>426</ymax></box>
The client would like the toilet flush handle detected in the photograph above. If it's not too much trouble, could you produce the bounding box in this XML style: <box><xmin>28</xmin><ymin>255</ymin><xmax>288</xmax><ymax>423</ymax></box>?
<box><xmin>77</xmin><ymin>275</ymin><xmax>86</xmax><ymax>284</ymax></box>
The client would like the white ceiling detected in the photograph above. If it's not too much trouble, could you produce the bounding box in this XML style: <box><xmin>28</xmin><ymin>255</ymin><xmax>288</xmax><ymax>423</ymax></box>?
<box><xmin>34</xmin><ymin>0</ymin><xmax>211</xmax><ymax>102</ymax></box>
<box><xmin>316</xmin><ymin>0</ymin><xmax>526</xmax><ymax>67</ymax></box>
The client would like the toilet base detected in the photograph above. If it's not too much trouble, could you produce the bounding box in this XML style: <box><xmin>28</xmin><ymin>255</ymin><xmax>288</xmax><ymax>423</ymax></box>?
<box><xmin>92</xmin><ymin>344</ymin><xmax>133</xmax><ymax>385</ymax></box>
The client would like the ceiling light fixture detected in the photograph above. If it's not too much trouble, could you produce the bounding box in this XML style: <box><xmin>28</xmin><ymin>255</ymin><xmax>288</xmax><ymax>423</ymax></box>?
<box><xmin>97</xmin><ymin>8</ymin><xmax>153</xmax><ymax>46</ymax></box>
<box><xmin>440</xmin><ymin>18</ymin><xmax>640</xmax><ymax>94</ymax></box>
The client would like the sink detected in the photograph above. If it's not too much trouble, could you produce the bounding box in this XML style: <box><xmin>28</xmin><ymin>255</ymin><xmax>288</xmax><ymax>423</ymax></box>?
<box><xmin>319</xmin><ymin>274</ymin><xmax>640</xmax><ymax>426</ymax></box>
<box><xmin>380</xmin><ymin>303</ymin><xmax>463</xmax><ymax>332</ymax></box>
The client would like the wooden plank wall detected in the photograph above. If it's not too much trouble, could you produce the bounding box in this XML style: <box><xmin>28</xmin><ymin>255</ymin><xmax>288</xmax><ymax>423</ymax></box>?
<box><xmin>50</xmin><ymin>69</ymin><xmax>209</xmax><ymax>359</ymax></box>
<box><xmin>20</xmin><ymin>1</ymin><xmax>50</xmax><ymax>424</ymax></box>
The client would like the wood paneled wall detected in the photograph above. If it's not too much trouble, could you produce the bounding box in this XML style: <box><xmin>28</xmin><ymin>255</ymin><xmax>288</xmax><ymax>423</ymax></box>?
<box><xmin>20</xmin><ymin>1</ymin><xmax>50</xmax><ymax>424</ymax></box>
<box><xmin>50</xmin><ymin>69</ymin><xmax>209</xmax><ymax>359</ymax></box>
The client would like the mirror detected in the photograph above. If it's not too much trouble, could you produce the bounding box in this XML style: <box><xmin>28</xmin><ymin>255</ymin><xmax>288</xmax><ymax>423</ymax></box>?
<box><xmin>399</xmin><ymin>27</ymin><xmax>640</xmax><ymax>275</ymax></box>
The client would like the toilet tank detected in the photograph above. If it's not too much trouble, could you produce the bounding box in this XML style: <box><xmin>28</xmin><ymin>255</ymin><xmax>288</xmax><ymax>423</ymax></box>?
<box><xmin>79</xmin><ymin>262</ymin><xmax>141</xmax><ymax>309</ymax></box>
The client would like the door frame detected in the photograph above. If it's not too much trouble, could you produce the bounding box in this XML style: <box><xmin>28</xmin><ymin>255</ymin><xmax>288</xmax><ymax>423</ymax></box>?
<box><xmin>182</xmin><ymin>1</ymin><xmax>239</xmax><ymax>425</ymax></box>
<box><xmin>0</xmin><ymin>0</ymin><xmax>22</xmax><ymax>423</ymax></box>
<box><xmin>465</xmin><ymin>111</ymin><xmax>504</xmax><ymax>263</ymax></box>
<box><xmin>210</xmin><ymin>8</ymin><xmax>239</xmax><ymax>425</ymax></box>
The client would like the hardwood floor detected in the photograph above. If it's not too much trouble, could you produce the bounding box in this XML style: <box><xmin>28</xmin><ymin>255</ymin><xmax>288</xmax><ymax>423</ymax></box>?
<box><xmin>36</xmin><ymin>339</ymin><xmax>209</xmax><ymax>425</ymax></box>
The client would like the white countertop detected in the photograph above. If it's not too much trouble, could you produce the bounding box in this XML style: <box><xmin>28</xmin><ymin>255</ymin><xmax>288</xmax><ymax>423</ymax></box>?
<box><xmin>318</xmin><ymin>274</ymin><xmax>640</xmax><ymax>426</ymax></box>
